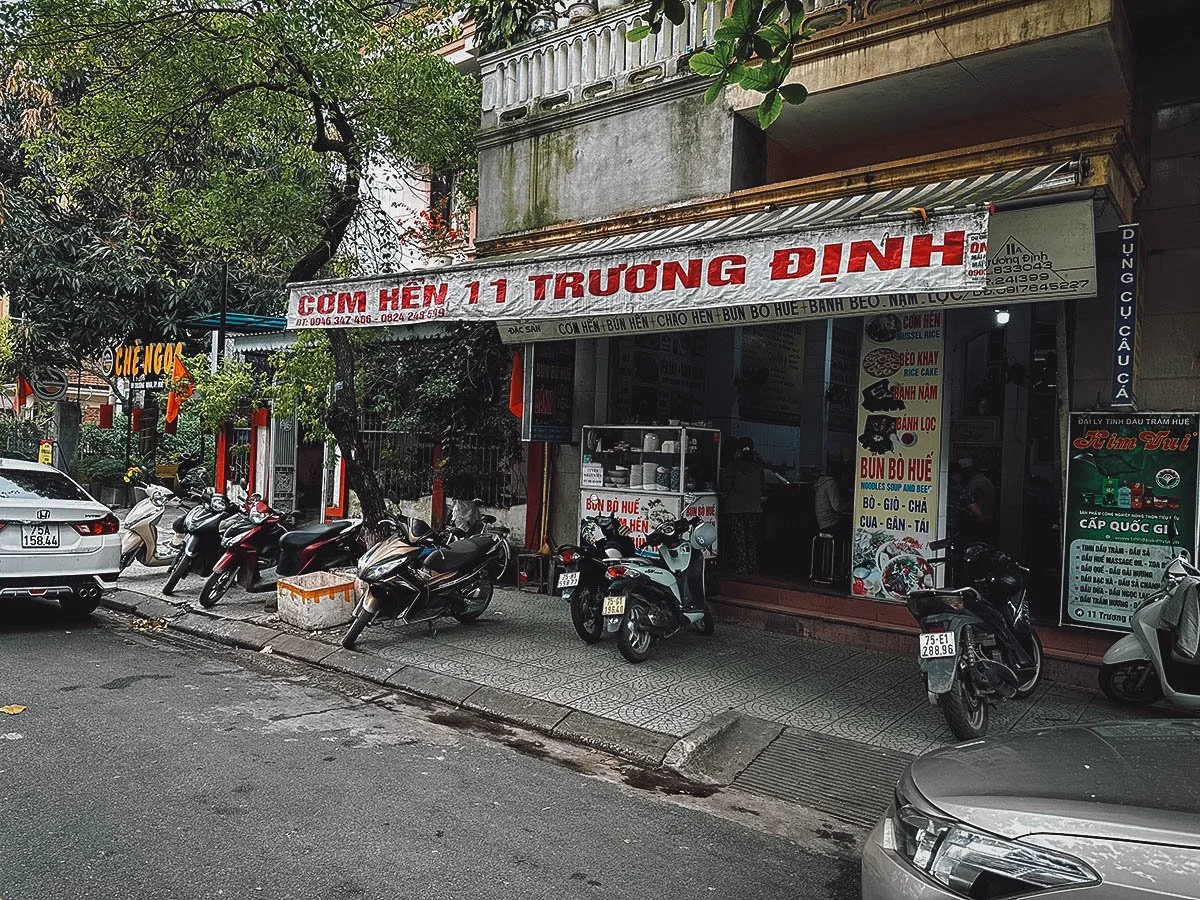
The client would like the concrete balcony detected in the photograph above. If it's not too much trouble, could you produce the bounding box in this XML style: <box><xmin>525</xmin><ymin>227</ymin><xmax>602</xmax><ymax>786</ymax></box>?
<box><xmin>479</xmin><ymin>0</ymin><xmax>725</xmax><ymax>129</ymax></box>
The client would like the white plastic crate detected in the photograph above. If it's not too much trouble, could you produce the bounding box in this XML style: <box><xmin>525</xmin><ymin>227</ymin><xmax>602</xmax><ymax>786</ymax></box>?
<box><xmin>276</xmin><ymin>570</ymin><xmax>357</xmax><ymax>630</ymax></box>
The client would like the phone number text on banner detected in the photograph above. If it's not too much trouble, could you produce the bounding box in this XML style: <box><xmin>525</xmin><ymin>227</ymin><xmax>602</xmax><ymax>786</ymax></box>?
<box><xmin>288</xmin><ymin>211</ymin><xmax>989</xmax><ymax>330</ymax></box>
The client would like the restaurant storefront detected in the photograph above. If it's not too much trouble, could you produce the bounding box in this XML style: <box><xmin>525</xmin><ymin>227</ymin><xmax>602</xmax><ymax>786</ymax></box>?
<box><xmin>288</xmin><ymin>157</ymin><xmax>1185</xmax><ymax>644</ymax></box>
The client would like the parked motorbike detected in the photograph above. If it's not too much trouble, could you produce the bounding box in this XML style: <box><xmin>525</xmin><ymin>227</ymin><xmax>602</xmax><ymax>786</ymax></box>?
<box><xmin>162</xmin><ymin>488</ymin><xmax>239</xmax><ymax>596</ymax></box>
<box><xmin>120</xmin><ymin>483</ymin><xmax>185</xmax><ymax>571</ymax></box>
<box><xmin>1099</xmin><ymin>522</ymin><xmax>1200</xmax><ymax>711</ymax></box>
<box><xmin>601</xmin><ymin>517</ymin><xmax>717</xmax><ymax>663</ymax></box>
<box><xmin>555</xmin><ymin>514</ymin><xmax>638</xmax><ymax>644</ymax></box>
<box><xmin>906</xmin><ymin>538</ymin><xmax>1044</xmax><ymax>741</ymax></box>
<box><xmin>341</xmin><ymin>515</ymin><xmax>511</xmax><ymax>650</ymax></box>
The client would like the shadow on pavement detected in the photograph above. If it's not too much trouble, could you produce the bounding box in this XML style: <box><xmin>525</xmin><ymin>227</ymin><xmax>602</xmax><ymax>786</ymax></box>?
<box><xmin>0</xmin><ymin>596</ymin><xmax>103</xmax><ymax>636</ymax></box>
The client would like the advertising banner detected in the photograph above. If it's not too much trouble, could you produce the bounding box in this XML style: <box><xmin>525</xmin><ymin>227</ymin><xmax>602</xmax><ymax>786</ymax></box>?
<box><xmin>1061</xmin><ymin>413</ymin><xmax>1200</xmax><ymax>632</ymax></box>
<box><xmin>289</xmin><ymin>211</ymin><xmax>988</xmax><ymax>330</ymax></box>
<box><xmin>580</xmin><ymin>490</ymin><xmax>718</xmax><ymax>558</ymax></box>
<box><xmin>1110</xmin><ymin>224</ymin><xmax>1141</xmax><ymax>408</ymax></box>
<box><xmin>851</xmin><ymin>311</ymin><xmax>944</xmax><ymax>602</ymax></box>
<box><xmin>521</xmin><ymin>341</ymin><xmax>575</xmax><ymax>443</ymax></box>
<box><xmin>498</xmin><ymin>200</ymin><xmax>1096</xmax><ymax>343</ymax></box>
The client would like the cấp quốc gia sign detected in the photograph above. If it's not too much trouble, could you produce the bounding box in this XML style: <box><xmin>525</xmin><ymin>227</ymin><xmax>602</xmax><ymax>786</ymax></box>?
<box><xmin>287</xmin><ymin>210</ymin><xmax>989</xmax><ymax>330</ymax></box>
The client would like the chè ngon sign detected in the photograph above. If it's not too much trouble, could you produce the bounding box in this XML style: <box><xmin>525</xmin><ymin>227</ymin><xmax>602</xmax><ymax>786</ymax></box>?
<box><xmin>288</xmin><ymin>210</ymin><xmax>989</xmax><ymax>330</ymax></box>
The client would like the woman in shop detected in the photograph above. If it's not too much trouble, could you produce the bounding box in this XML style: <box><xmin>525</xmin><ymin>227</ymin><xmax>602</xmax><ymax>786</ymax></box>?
<box><xmin>721</xmin><ymin>437</ymin><xmax>766</xmax><ymax>577</ymax></box>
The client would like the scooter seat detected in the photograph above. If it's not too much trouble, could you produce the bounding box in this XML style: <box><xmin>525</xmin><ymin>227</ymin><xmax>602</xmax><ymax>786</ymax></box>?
<box><xmin>280</xmin><ymin>520</ymin><xmax>353</xmax><ymax>550</ymax></box>
<box><xmin>423</xmin><ymin>534</ymin><xmax>494</xmax><ymax>574</ymax></box>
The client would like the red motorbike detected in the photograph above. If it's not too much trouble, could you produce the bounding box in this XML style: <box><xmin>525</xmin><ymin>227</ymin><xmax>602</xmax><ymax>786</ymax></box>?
<box><xmin>198</xmin><ymin>498</ymin><xmax>365</xmax><ymax>608</ymax></box>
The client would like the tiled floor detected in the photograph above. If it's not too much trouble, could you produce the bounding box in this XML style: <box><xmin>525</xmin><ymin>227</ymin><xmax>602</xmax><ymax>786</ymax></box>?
<box><xmin>127</xmin><ymin>563</ymin><xmax>1156</xmax><ymax>756</ymax></box>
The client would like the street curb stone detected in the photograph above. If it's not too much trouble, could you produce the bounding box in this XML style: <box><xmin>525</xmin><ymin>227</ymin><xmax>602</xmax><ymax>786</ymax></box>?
<box><xmin>170</xmin><ymin>613</ymin><xmax>282</xmax><ymax>652</ymax></box>
<box><xmin>668</xmin><ymin>712</ymin><xmax>785</xmax><ymax>786</ymax></box>
<box><xmin>319</xmin><ymin>648</ymin><xmax>405</xmax><ymax>686</ymax></box>
<box><xmin>551</xmin><ymin>710</ymin><xmax>677</xmax><ymax>768</ymax></box>
<box><xmin>664</xmin><ymin>709</ymin><xmax>742</xmax><ymax>773</ymax></box>
<box><xmin>385</xmin><ymin>667</ymin><xmax>480</xmax><ymax>705</ymax></box>
<box><xmin>129</xmin><ymin>597</ymin><xmax>187</xmax><ymax>622</ymax></box>
<box><xmin>266</xmin><ymin>633</ymin><xmax>338</xmax><ymax>666</ymax></box>
<box><xmin>462</xmin><ymin>685</ymin><xmax>571</xmax><ymax>733</ymax></box>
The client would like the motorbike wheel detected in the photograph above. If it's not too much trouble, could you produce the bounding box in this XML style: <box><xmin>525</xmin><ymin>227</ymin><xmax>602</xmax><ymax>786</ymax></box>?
<box><xmin>453</xmin><ymin>582</ymin><xmax>494</xmax><ymax>624</ymax></box>
<box><xmin>162</xmin><ymin>555</ymin><xmax>190</xmax><ymax>596</ymax></box>
<box><xmin>939</xmin><ymin>678</ymin><xmax>990</xmax><ymax>741</ymax></box>
<box><xmin>617</xmin><ymin>612</ymin><xmax>655</xmax><ymax>663</ymax></box>
<box><xmin>198</xmin><ymin>567</ymin><xmax>236</xmax><ymax>609</ymax></box>
<box><xmin>694</xmin><ymin>603</ymin><xmax>715</xmax><ymax>636</ymax></box>
<box><xmin>342</xmin><ymin>608</ymin><xmax>376</xmax><ymax>650</ymax></box>
<box><xmin>1099</xmin><ymin>661</ymin><xmax>1163</xmax><ymax>706</ymax></box>
<box><xmin>570</xmin><ymin>586</ymin><xmax>604</xmax><ymax>644</ymax></box>
<box><xmin>120</xmin><ymin>548</ymin><xmax>139</xmax><ymax>572</ymax></box>
<box><xmin>1012</xmin><ymin>631</ymin><xmax>1044</xmax><ymax>699</ymax></box>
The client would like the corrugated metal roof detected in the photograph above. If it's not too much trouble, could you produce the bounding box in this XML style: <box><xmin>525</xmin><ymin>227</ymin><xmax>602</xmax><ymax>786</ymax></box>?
<box><xmin>492</xmin><ymin>161</ymin><xmax>1079</xmax><ymax>263</ymax></box>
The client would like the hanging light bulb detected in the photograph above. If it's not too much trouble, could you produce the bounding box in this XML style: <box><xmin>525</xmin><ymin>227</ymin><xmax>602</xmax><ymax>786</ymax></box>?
<box><xmin>995</xmin><ymin>309</ymin><xmax>1011</xmax><ymax>326</ymax></box>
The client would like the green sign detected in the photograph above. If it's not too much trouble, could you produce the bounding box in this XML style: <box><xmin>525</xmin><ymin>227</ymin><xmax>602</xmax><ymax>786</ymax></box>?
<box><xmin>1061</xmin><ymin>412</ymin><xmax>1200</xmax><ymax>631</ymax></box>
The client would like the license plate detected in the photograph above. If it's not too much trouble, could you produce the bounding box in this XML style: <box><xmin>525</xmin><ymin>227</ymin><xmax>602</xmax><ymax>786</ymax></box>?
<box><xmin>602</xmin><ymin>595</ymin><xmax>626</xmax><ymax>616</ymax></box>
<box><xmin>919</xmin><ymin>632</ymin><xmax>957</xmax><ymax>659</ymax></box>
<box><xmin>557</xmin><ymin>571</ymin><xmax>580</xmax><ymax>589</ymax></box>
<box><xmin>21</xmin><ymin>523</ymin><xmax>60</xmax><ymax>549</ymax></box>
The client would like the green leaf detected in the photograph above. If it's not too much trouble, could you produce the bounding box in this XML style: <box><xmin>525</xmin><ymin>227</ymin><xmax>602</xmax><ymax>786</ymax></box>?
<box><xmin>689</xmin><ymin>50</ymin><xmax>726</xmax><ymax>76</ymax></box>
<box><xmin>779</xmin><ymin>83</ymin><xmax>808</xmax><ymax>105</ymax></box>
<box><xmin>753</xmin><ymin>36</ymin><xmax>773</xmax><ymax>59</ymax></box>
<box><xmin>757</xmin><ymin>23</ymin><xmax>787</xmax><ymax>46</ymax></box>
<box><xmin>703</xmin><ymin>74</ymin><xmax>728</xmax><ymax>105</ymax></box>
<box><xmin>762</xmin><ymin>1</ymin><xmax>785</xmax><ymax>24</ymax></box>
<box><xmin>663</xmin><ymin>0</ymin><xmax>687</xmax><ymax>25</ymax></box>
<box><xmin>735</xmin><ymin>65</ymin><xmax>774</xmax><ymax>93</ymax></box>
<box><xmin>627</xmin><ymin>24</ymin><xmax>653</xmax><ymax>41</ymax></box>
<box><xmin>758</xmin><ymin>90</ymin><xmax>784</xmax><ymax>129</ymax></box>
<box><xmin>714</xmin><ymin>23</ymin><xmax>745</xmax><ymax>42</ymax></box>
<box><xmin>727</xmin><ymin>0</ymin><xmax>751</xmax><ymax>31</ymax></box>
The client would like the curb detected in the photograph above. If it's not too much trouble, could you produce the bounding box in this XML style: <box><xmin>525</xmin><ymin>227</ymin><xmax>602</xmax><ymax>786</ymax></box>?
<box><xmin>104</xmin><ymin>588</ymin><xmax>699</xmax><ymax>772</ymax></box>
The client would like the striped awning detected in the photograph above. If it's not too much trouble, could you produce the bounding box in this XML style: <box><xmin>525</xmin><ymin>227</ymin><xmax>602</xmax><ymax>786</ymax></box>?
<box><xmin>492</xmin><ymin>160</ymin><xmax>1080</xmax><ymax>263</ymax></box>
<box><xmin>232</xmin><ymin>322</ymin><xmax>453</xmax><ymax>353</ymax></box>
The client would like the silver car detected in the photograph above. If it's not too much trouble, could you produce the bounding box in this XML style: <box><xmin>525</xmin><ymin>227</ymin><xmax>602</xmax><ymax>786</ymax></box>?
<box><xmin>0</xmin><ymin>457</ymin><xmax>121</xmax><ymax>615</ymax></box>
<box><xmin>863</xmin><ymin>720</ymin><xmax>1200</xmax><ymax>899</ymax></box>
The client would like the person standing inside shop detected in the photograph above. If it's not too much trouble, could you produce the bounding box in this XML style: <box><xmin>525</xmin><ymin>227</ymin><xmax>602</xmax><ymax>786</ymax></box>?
<box><xmin>958</xmin><ymin>457</ymin><xmax>997</xmax><ymax>544</ymax></box>
<box><xmin>814</xmin><ymin>464</ymin><xmax>850</xmax><ymax>541</ymax></box>
<box><xmin>722</xmin><ymin>437</ymin><xmax>765</xmax><ymax>576</ymax></box>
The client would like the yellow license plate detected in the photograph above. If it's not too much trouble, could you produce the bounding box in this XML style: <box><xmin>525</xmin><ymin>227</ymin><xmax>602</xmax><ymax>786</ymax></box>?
<box><xmin>602</xmin><ymin>595</ymin><xmax>626</xmax><ymax>616</ymax></box>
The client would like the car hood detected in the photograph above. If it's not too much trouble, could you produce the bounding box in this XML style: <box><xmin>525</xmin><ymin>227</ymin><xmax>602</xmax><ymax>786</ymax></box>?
<box><xmin>909</xmin><ymin>720</ymin><xmax>1200</xmax><ymax>846</ymax></box>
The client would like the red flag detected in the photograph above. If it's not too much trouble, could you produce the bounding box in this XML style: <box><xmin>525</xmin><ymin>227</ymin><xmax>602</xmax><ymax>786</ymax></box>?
<box><xmin>164</xmin><ymin>355</ymin><xmax>194</xmax><ymax>424</ymax></box>
<box><xmin>13</xmin><ymin>376</ymin><xmax>34</xmax><ymax>413</ymax></box>
<box><xmin>131</xmin><ymin>407</ymin><xmax>142</xmax><ymax>433</ymax></box>
<box><xmin>98</xmin><ymin>403</ymin><xmax>114</xmax><ymax>429</ymax></box>
<box><xmin>508</xmin><ymin>350</ymin><xmax>524</xmax><ymax>419</ymax></box>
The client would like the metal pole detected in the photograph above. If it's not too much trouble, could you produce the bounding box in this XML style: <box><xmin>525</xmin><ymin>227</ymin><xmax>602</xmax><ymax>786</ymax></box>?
<box><xmin>217</xmin><ymin>261</ymin><xmax>228</xmax><ymax>364</ymax></box>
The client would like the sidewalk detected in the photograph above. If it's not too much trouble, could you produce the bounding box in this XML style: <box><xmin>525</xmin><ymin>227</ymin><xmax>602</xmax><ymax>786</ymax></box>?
<box><xmin>113</xmin><ymin>563</ymin><xmax>1150</xmax><ymax>765</ymax></box>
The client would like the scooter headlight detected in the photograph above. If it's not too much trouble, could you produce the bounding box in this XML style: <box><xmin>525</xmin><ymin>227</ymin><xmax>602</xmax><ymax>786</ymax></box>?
<box><xmin>362</xmin><ymin>557</ymin><xmax>409</xmax><ymax>582</ymax></box>
<box><xmin>888</xmin><ymin>777</ymin><xmax>1099</xmax><ymax>898</ymax></box>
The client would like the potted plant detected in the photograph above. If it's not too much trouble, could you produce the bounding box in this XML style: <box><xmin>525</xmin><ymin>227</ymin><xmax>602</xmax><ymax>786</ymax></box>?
<box><xmin>566</xmin><ymin>0</ymin><xmax>598</xmax><ymax>23</ymax></box>
<box><xmin>399</xmin><ymin>209</ymin><xmax>465</xmax><ymax>266</ymax></box>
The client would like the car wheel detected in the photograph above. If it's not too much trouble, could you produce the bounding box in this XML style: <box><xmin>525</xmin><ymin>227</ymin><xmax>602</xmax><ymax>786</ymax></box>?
<box><xmin>1012</xmin><ymin>631</ymin><xmax>1044</xmax><ymax>699</ymax></box>
<box><xmin>939</xmin><ymin>678</ymin><xmax>989</xmax><ymax>741</ymax></box>
<box><xmin>1099</xmin><ymin>661</ymin><xmax>1163</xmax><ymax>706</ymax></box>
<box><xmin>60</xmin><ymin>591</ymin><xmax>100</xmax><ymax>618</ymax></box>
<box><xmin>569</xmin><ymin>586</ymin><xmax>604</xmax><ymax>644</ymax></box>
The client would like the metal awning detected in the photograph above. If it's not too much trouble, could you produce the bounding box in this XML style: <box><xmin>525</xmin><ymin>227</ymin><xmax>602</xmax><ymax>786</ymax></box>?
<box><xmin>232</xmin><ymin>322</ymin><xmax>454</xmax><ymax>353</ymax></box>
<box><xmin>490</xmin><ymin>160</ymin><xmax>1081</xmax><ymax>263</ymax></box>
<box><xmin>183</xmin><ymin>312</ymin><xmax>287</xmax><ymax>334</ymax></box>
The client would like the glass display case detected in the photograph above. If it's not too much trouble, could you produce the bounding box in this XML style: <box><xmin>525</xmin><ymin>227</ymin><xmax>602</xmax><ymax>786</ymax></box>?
<box><xmin>579</xmin><ymin>425</ymin><xmax>721</xmax><ymax>557</ymax></box>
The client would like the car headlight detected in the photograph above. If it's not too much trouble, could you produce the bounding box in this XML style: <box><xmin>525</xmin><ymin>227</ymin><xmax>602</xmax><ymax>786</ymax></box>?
<box><xmin>887</xmin><ymin>778</ymin><xmax>1099</xmax><ymax>898</ymax></box>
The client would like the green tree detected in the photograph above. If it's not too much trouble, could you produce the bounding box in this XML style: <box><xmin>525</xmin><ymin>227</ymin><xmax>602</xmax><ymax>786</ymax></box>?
<box><xmin>634</xmin><ymin>0</ymin><xmax>813</xmax><ymax>129</ymax></box>
<box><xmin>11</xmin><ymin>0</ymin><xmax>480</xmax><ymax>526</ymax></box>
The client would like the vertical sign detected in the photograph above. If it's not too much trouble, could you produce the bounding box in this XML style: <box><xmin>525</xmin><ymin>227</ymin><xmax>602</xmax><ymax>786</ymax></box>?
<box><xmin>521</xmin><ymin>341</ymin><xmax>575</xmax><ymax>443</ymax></box>
<box><xmin>1061</xmin><ymin>412</ymin><xmax>1200</xmax><ymax>631</ymax></box>
<box><xmin>1110</xmin><ymin>224</ymin><xmax>1140</xmax><ymax>408</ymax></box>
<box><xmin>851</xmin><ymin>310</ymin><xmax>944</xmax><ymax>601</ymax></box>
<box><xmin>37</xmin><ymin>440</ymin><xmax>54</xmax><ymax>466</ymax></box>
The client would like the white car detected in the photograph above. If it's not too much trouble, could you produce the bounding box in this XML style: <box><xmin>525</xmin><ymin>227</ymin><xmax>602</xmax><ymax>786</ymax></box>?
<box><xmin>0</xmin><ymin>457</ymin><xmax>121</xmax><ymax>615</ymax></box>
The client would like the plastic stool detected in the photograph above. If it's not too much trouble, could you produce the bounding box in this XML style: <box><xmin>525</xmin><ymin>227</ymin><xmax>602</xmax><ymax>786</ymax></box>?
<box><xmin>810</xmin><ymin>532</ymin><xmax>835</xmax><ymax>584</ymax></box>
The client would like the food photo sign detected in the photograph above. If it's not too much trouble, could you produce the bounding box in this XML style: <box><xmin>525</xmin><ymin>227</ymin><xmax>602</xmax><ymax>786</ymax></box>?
<box><xmin>1061</xmin><ymin>412</ymin><xmax>1200</xmax><ymax>632</ymax></box>
<box><xmin>851</xmin><ymin>310</ymin><xmax>944</xmax><ymax>601</ymax></box>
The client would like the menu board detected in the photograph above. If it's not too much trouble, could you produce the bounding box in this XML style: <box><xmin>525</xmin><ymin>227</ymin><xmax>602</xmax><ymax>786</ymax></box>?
<box><xmin>739</xmin><ymin>323</ymin><xmax>805</xmax><ymax>426</ymax></box>
<box><xmin>851</xmin><ymin>310</ymin><xmax>944</xmax><ymax>602</ymax></box>
<box><xmin>522</xmin><ymin>341</ymin><xmax>575</xmax><ymax>443</ymax></box>
<box><xmin>1061</xmin><ymin>412</ymin><xmax>1199</xmax><ymax>632</ymax></box>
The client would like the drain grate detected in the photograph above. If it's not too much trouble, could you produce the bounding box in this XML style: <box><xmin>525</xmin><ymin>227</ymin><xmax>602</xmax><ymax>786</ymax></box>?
<box><xmin>732</xmin><ymin>727</ymin><xmax>913</xmax><ymax>829</ymax></box>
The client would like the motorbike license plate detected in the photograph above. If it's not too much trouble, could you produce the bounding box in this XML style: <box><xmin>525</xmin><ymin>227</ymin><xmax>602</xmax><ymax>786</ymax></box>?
<box><xmin>557</xmin><ymin>571</ymin><xmax>580</xmax><ymax>590</ymax></box>
<box><xmin>919</xmin><ymin>632</ymin><xmax>957</xmax><ymax>659</ymax></box>
<box><xmin>602</xmin><ymin>595</ymin><xmax>626</xmax><ymax>616</ymax></box>
<box><xmin>21</xmin><ymin>523</ymin><xmax>60</xmax><ymax>549</ymax></box>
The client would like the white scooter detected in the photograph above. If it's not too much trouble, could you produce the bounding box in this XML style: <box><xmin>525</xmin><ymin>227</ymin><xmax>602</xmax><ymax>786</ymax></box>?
<box><xmin>1099</xmin><ymin>522</ymin><xmax>1200</xmax><ymax>712</ymax></box>
<box><xmin>120</xmin><ymin>482</ymin><xmax>185</xmax><ymax>571</ymax></box>
<box><xmin>601</xmin><ymin>516</ymin><xmax>718</xmax><ymax>663</ymax></box>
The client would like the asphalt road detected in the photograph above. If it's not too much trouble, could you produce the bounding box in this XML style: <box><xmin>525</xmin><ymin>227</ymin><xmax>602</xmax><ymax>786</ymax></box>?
<box><xmin>1</xmin><ymin>601</ymin><xmax>860</xmax><ymax>900</ymax></box>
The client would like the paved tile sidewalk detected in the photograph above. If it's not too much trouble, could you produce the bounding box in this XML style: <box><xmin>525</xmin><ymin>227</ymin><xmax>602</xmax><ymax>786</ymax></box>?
<box><xmin>120</xmin><ymin>563</ymin><xmax>1152</xmax><ymax>756</ymax></box>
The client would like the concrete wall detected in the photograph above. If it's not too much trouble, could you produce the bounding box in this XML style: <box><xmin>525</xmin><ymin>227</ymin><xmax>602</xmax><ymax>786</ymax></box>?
<box><xmin>477</xmin><ymin>89</ymin><xmax>743</xmax><ymax>242</ymax></box>
<box><xmin>1073</xmin><ymin>25</ymin><xmax>1200</xmax><ymax>411</ymax></box>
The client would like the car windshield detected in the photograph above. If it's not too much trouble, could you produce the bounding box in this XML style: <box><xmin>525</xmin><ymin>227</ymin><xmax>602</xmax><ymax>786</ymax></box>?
<box><xmin>0</xmin><ymin>468</ymin><xmax>92</xmax><ymax>502</ymax></box>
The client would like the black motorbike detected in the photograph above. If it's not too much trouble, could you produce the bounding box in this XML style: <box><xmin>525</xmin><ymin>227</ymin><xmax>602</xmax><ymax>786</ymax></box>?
<box><xmin>163</xmin><ymin>488</ymin><xmax>239</xmax><ymax>595</ymax></box>
<box><xmin>555</xmin><ymin>514</ymin><xmax>638</xmax><ymax>644</ymax></box>
<box><xmin>906</xmin><ymin>538</ymin><xmax>1044</xmax><ymax>740</ymax></box>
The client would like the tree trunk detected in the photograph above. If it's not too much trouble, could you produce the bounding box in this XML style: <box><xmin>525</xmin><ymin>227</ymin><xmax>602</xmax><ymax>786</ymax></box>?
<box><xmin>325</xmin><ymin>329</ymin><xmax>388</xmax><ymax>530</ymax></box>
